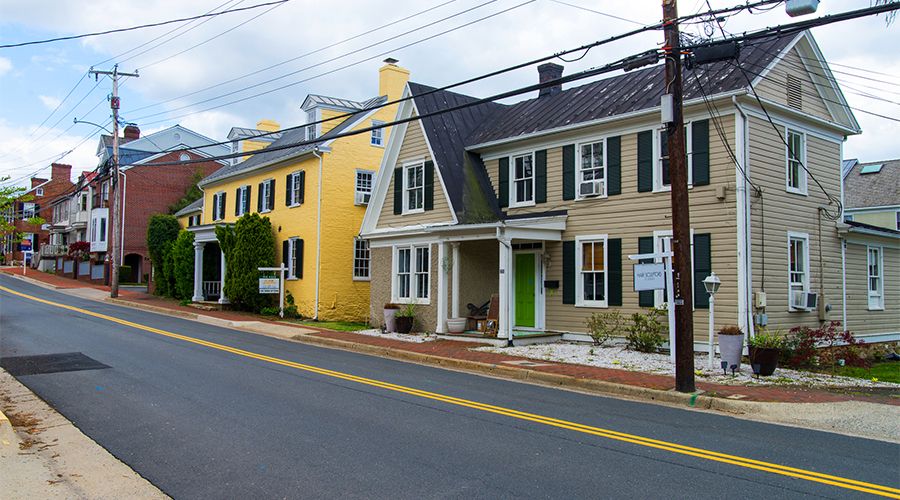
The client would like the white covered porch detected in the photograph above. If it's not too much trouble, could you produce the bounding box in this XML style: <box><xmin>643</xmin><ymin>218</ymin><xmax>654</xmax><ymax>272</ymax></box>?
<box><xmin>187</xmin><ymin>224</ymin><xmax>229</xmax><ymax>304</ymax></box>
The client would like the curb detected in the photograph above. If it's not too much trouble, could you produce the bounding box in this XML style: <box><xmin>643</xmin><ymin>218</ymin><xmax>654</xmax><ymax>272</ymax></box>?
<box><xmin>0</xmin><ymin>407</ymin><xmax>16</xmax><ymax>446</ymax></box>
<box><xmin>106</xmin><ymin>298</ymin><xmax>202</xmax><ymax>321</ymax></box>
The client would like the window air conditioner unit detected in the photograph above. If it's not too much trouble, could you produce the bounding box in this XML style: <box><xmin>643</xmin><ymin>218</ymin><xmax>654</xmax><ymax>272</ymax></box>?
<box><xmin>579</xmin><ymin>180</ymin><xmax>603</xmax><ymax>197</ymax></box>
<box><xmin>791</xmin><ymin>291</ymin><xmax>817</xmax><ymax>310</ymax></box>
<box><xmin>355</xmin><ymin>192</ymin><xmax>371</xmax><ymax>205</ymax></box>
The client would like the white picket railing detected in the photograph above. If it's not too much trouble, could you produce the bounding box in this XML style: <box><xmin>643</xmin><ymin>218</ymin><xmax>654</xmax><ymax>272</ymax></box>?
<box><xmin>202</xmin><ymin>281</ymin><xmax>221</xmax><ymax>300</ymax></box>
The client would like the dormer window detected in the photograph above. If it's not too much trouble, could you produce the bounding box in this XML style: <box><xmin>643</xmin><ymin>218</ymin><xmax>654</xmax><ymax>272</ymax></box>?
<box><xmin>305</xmin><ymin>110</ymin><xmax>317</xmax><ymax>141</ymax></box>
<box><xmin>371</xmin><ymin>121</ymin><xmax>384</xmax><ymax>146</ymax></box>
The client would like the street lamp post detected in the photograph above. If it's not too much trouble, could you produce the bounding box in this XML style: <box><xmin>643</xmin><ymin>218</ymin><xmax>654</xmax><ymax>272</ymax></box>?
<box><xmin>703</xmin><ymin>272</ymin><xmax>721</xmax><ymax>370</ymax></box>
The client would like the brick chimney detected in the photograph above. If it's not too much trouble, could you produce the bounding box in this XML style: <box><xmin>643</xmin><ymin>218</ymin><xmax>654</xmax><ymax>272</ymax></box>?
<box><xmin>50</xmin><ymin>163</ymin><xmax>72</xmax><ymax>181</ymax></box>
<box><xmin>31</xmin><ymin>177</ymin><xmax>48</xmax><ymax>188</ymax></box>
<box><xmin>538</xmin><ymin>63</ymin><xmax>564</xmax><ymax>98</ymax></box>
<box><xmin>123</xmin><ymin>124</ymin><xmax>141</xmax><ymax>140</ymax></box>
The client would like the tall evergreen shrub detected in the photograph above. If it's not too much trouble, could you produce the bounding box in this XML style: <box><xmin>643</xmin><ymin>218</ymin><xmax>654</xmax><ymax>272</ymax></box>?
<box><xmin>216</xmin><ymin>213</ymin><xmax>275</xmax><ymax>311</ymax></box>
<box><xmin>172</xmin><ymin>230</ymin><xmax>195</xmax><ymax>300</ymax></box>
<box><xmin>146</xmin><ymin>214</ymin><xmax>180</xmax><ymax>295</ymax></box>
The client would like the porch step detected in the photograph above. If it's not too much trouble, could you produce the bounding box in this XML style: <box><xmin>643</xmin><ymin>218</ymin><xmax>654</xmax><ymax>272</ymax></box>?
<box><xmin>189</xmin><ymin>301</ymin><xmax>222</xmax><ymax>311</ymax></box>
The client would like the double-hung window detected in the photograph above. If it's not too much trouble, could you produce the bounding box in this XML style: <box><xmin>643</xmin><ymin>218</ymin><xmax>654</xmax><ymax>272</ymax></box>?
<box><xmin>403</xmin><ymin>163</ymin><xmax>424</xmax><ymax>213</ymax></box>
<box><xmin>236</xmin><ymin>186</ymin><xmax>250</xmax><ymax>216</ymax></box>
<box><xmin>576</xmin><ymin>235</ymin><xmax>607</xmax><ymax>307</ymax></box>
<box><xmin>353</xmin><ymin>238</ymin><xmax>370</xmax><ymax>280</ymax></box>
<box><xmin>788</xmin><ymin>232</ymin><xmax>809</xmax><ymax>310</ymax></box>
<box><xmin>35</xmin><ymin>188</ymin><xmax>43</xmax><ymax>196</ymax></box>
<box><xmin>288</xmin><ymin>171</ymin><xmax>304</xmax><ymax>206</ymax></box>
<box><xmin>867</xmin><ymin>246</ymin><xmax>884</xmax><ymax>310</ymax></box>
<box><xmin>355</xmin><ymin>170</ymin><xmax>374</xmax><ymax>205</ymax></box>
<box><xmin>394</xmin><ymin>245</ymin><xmax>429</xmax><ymax>302</ymax></box>
<box><xmin>101</xmin><ymin>182</ymin><xmax>109</xmax><ymax>207</ymax></box>
<box><xmin>260</xmin><ymin>180</ymin><xmax>273</xmax><ymax>212</ymax></box>
<box><xmin>305</xmin><ymin>110</ymin><xmax>317</xmax><ymax>141</ymax></box>
<box><xmin>511</xmin><ymin>153</ymin><xmax>534</xmax><ymax>206</ymax></box>
<box><xmin>371</xmin><ymin>121</ymin><xmax>384</xmax><ymax>146</ymax></box>
<box><xmin>786</xmin><ymin>128</ymin><xmax>807</xmax><ymax>194</ymax></box>
<box><xmin>212</xmin><ymin>192</ymin><xmax>226</xmax><ymax>221</ymax></box>
<box><xmin>577</xmin><ymin>140</ymin><xmax>605</xmax><ymax>198</ymax></box>
<box><xmin>22</xmin><ymin>202</ymin><xmax>35</xmax><ymax>220</ymax></box>
<box><xmin>656</xmin><ymin>127</ymin><xmax>692</xmax><ymax>191</ymax></box>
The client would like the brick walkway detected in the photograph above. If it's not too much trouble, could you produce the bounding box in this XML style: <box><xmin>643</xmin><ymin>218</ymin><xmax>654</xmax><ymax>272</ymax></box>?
<box><xmin>4</xmin><ymin>267</ymin><xmax>897</xmax><ymax>406</ymax></box>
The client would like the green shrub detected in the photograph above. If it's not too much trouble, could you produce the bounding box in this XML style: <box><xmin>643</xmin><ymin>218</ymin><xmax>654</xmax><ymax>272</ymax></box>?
<box><xmin>217</xmin><ymin>213</ymin><xmax>275</xmax><ymax>312</ymax></box>
<box><xmin>160</xmin><ymin>241</ymin><xmax>177</xmax><ymax>298</ymax></box>
<box><xmin>172</xmin><ymin>230</ymin><xmax>195</xmax><ymax>300</ymax></box>
<box><xmin>748</xmin><ymin>328</ymin><xmax>785</xmax><ymax>349</ymax></box>
<box><xmin>585</xmin><ymin>310</ymin><xmax>624</xmax><ymax>347</ymax></box>
<box><xmin>260</xmin><ymin>306</ymin><xmax>280</xmax><ymax>316</ymax></box>
<box><xmin>147</xmin><ymin>215</ymin><xmax>180</xmax><ymax>295</ymax></box>
<box><xmin>118</xmin><ymin>265</ymin><xmax>132</xmax><ymax>282</ymax></box>
<box><xmin>626</xmin><ymin>308</ymin><xmax>666</xmax><ymax>353</ymax></box>
<box><xmin>283</xmin><ymin>290</ymin><xmax>299</xmax><ymax>318</ymax></box>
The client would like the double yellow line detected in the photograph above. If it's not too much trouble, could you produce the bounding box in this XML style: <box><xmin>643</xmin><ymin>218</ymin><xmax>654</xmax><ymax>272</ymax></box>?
<box><xmin>2</xmin><ymin>284</ymin><xmax>898</xmax><ymax>498</ymax></box>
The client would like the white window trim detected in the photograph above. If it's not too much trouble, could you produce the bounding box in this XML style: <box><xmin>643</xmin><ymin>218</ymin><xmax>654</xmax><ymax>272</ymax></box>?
<box><xmin>35</xmin><ymin>188</ymin><xmax>43</xmax><ymax>196</ymax></box>
<box><xmin>353</xmin><ymin>238</ymin><xmax>371</xmax><ymax>281</ymax></box>
<box><xmin>370</xmin><ymin>120</ymin><xmax>385</xmax><ymax>147</ymax></box>
<box><xmin>867</xmin><ymin>245</ymin><xmax>884</xmax><ymax>311</ymax></box>
<box><xmin>286</xmin><ymin>237</ymin><xmax>300</xmax><ymax>280</ymax></box>
<box><xmin>305</xmin><ymin>109</ymin><xmax>319</xmax><ymax>141</ymax></box>
<box><xmin>509</xmin><ymin>152</ymin><xmax>536</xmax><ymax>208</ymax></box>
<box><xmin>391</xmin><ymin>244</ymin><xmax>430</xmax><ymax>304</ymax></box>
<box><xmin>787</xmin><ymin>231</ymin><xmax>810</xmax><ymax>312</ymax></box>
<box><xmin>288</xmin><ymin>171</ymin><xmax>303</xmax><ymax>207</ymax></box>
<box><xmin>212</xmin><ymin>191</ymin><xmax>225</xmax><ymax>221</ymax></box>
<box><xmin>654</xmin><ymin>126</ymin><xmax>693</xmax><ymax>193</ymax></box>
<box><xmin>355</xmin><ymin>169</ymin><xmax>374</xmax><ymax>206</ymax></box>
<box><xmin>401</xmin><ymin>162</ymin><xmax>425</xmax><ymax>215</ymax></box>
<box><xmin>575</xmin><ymin>234</ymin><xmax>608</xmax><ymax>308</ymax></box>
<box><xmin>575</xmin><ymin>138</ymin><xmax>607</xmax><ymax>201</ymax></box>
<box><xmin>236</xmin><ymin>186</ymin><xmax>250</xmax><ymax>216</ymax></box>
<box><xmin>652</xmin><ymin>229</ymin><xmax>696</xmax><ymax>309</ymax></box>
<box><xmin>785</xmin><ymin>127</ymin><xmax>808</xmax><ymax>196</ymax></box>
<box><xmin>260</xmin><ymin>178</ymin><xmax>273</xmax><ymax>213</ymax></box>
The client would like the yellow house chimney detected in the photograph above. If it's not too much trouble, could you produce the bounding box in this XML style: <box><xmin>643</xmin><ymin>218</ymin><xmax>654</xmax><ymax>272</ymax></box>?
<box><xmin>256</xmin><ymin>119</ymin><xmax>280</xmax><ymax>132</ymax></box>
<box><xmin>379</xmin><ymin>58</ymin><xmax>410</xmax><ymax>103</ymax></box>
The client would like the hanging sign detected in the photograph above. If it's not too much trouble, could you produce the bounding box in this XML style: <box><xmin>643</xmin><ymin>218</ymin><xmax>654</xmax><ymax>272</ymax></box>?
<box><xmin>258</xmin><ymin>277</ymin><xmax>280</xmax><ymax>294</ymax></box>
<box><xmin>633</xmin><ymin>262</ymin><xmax>665</xmax><ymax>291</ymax></box>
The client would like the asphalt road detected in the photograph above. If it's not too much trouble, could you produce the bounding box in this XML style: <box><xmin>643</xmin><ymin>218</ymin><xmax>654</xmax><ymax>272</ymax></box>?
<box><xmin>1</xmin><ymin>274</ymin><xmax>897</xmax><ymax>499</ymax></box>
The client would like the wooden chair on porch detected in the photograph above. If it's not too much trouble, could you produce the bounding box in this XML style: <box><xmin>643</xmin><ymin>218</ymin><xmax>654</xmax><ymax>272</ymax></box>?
<box><xmin>480</xmin><ymin>294</ymin><xmax>500</xmax><ymax>338</ymax></box>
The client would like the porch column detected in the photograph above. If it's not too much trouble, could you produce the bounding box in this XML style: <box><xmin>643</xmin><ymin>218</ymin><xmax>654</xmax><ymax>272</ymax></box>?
<box><xmin>218</xmin><ymin>249</ymin><xmax>229</xmax><ymax>304</ymax></box>
<box><xmin>192</xmin><ymin>241</ymin><xmax>205</xmax><ymax>302</ymax></box>
<box><xmin>450</xmin><ymin>242</ymin><xmax>460</xmax><ymax>318</ymax></box>
<box><xmin>436</xmin><ymin>242</ymin><xmax>448</xmax><ymax>333</ymax></box>
<box><xmin>498</xmin><ymin>238</ymin><xmax>512</xmax><ymax>344</ymax></box>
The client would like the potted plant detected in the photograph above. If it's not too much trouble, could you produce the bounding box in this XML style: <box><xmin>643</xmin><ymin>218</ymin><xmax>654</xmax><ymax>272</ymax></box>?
<box><xmin>446</xmin><ymin>317</ymin><xmax>467</xmax><ymax>333</ymax></box>
<box><xmin>383</xmin><ymin>303</ymin><xmax>400</xmax><ymax>332</ymax></box>
<box><xmin>748</xmin><ymin>329</ymin><xmax>784</xmax><ymax>376</ymax></box>
<box><xmin>717</xmin><ymin>325</ymin><xmax>744</xmax><ymax>372</ymax></box>
<box><xmin>395</xmin><ymin>303</ymin><xmax>416</xmax><ymax>334</ymax></box>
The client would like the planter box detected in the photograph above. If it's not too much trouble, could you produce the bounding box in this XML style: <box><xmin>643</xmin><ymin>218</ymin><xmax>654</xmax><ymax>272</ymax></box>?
<box><xmin>447</xmin><ymin>318</ymin><xmax>466</xmax><ymax>334</ymax></box>
<box><xmin>718</xmin><ymin>334</ymin><xmax>744</xmax><ymax>372</ymax></box>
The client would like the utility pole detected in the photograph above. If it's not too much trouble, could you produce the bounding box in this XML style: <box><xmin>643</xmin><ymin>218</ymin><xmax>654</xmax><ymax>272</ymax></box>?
<box><xmin>662</xmin><ymin>0</ymin><xmax>695</xmax><ymax>393</ymax></box>
<box><xmin>89</xmin><ymin>65</ymin><xmax>138</xmax><ymax>299</ymax></box>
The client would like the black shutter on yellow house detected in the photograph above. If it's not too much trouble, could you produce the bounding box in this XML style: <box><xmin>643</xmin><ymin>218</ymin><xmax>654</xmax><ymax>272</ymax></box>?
<box><xmin>693</xmin><ymin>233</ymin><xmax>712</xmax><ymax>309</ymax></box>
<box><xmin>219</xmin><ymin>192</ymin><xmax>226</xmax><ymax>220</ymax></box>
<box><xmin>498</xmin><ymin>157</ymin><xmax>509</xmax><ymax>208</ymax></box>
<box><xmin>637</xmin><ymin>131</ymin><xmax>653</xmax><ymax>192</ymax></box>
<box><xmin>563</xmin><ymin>240</ymin><xmax>575</xmax><ymax>305</ymax></box>
<box><xmin>294</xmin><ymin>239</ymin><xmax>304</xmax><ymax>279</ymax></box>
<box><xmin>393</xmin><ymin>168</ymin><xmax>402</xmax><ymax>215</ymax></box>
<box><xmin>235</xmin><ymin>188</ymin><xmax>241</xmax><ymax>216</ymax></box>
<box><xmin>608</xmin><ymin>238</ymin><xmax>622</xmax><ymax>306</ymax></box>
<box><xmin>282</xmin><ymin>240</ymin><xmax>289</xmax><ymax>268</ymax></box>
<box><xmin>424</xmin><ymin>160</ymin><xmax>434</xmax><ymax>211</ymax></box>
<box><xmin>243</xmin><ymin>187</ymin><xmax>251</xmax><ymax>214</ymax></box>
<box><xmin>562</xmin><ymin>144</ymin><xmax>575</xmax><ymax>200</ymax></box>
<box><xmin>257</xmin><ymin>182</ymin><xmax>264</xmax><ymax>212</ymax></box>
<box><xmin>285</xmin><ymin>173</ymin><xmax>293</xmax><ymax>206</ymax></box>
<box><xmin>298</xmin><ymin>171</ymin><xmax>305</xmax><ymax>205</ymax></box>
<box><xmin>638</xmin><ymin>236</ymin><xmax>655</xmax><ymax>307</ymax></box>
<box><xmin>607</xmin><ymin>136</ymin><xmax>621</xmax><ymax>196</ymax></box>
<box><xmin>535</xmin><ymin>149</ymin><xmax>547</xmax><ymax>203</ymax></box>
<box><xmin>267</xmin><ymin>179</ymin><xmax>275</xmax><ymax>211</ymax></box>
<box><xmin>692</xmin><ymin>120</ymin><xmax>710</xmax><ymax>186</ymax></box>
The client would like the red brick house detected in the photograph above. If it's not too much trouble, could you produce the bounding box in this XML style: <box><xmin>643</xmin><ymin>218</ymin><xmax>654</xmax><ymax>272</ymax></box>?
<box><xmin>2</xmin><ymin>163</ymin><xmax>74</xmax><ymax>265</ymax></box>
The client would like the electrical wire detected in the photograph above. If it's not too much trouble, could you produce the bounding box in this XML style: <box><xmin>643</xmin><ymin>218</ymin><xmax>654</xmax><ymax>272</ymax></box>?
<box><xmin>547</xmin><ymin>0</ymin><xmax>644</xmax><ymax>25</ymax></box>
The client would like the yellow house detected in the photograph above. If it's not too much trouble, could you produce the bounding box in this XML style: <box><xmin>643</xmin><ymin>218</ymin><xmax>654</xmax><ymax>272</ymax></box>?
<box><xmin>188</xmin><ymin>60</ymin><xmax>410</xmax><ymax>321</ymax></box>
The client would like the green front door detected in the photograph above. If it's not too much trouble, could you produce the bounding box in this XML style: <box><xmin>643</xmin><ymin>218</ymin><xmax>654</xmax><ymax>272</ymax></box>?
<box><xmin>514</xmin><ymin>253</ymin><xmax>536</xmax><ymax>328</ymax></box>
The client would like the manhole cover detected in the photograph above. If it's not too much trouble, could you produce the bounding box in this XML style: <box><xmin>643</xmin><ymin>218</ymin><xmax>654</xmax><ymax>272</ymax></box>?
<box><xmin>1</xmin><ymin>352</ymin><xmax>110</xmax><ymax>376</ymax></box>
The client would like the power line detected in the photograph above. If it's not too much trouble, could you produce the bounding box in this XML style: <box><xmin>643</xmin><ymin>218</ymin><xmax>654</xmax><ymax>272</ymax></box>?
<box><xmin>0</xmin><ymin>0</ymin><xmax>292</xmax><ymax>49</ymax></box>
<box><xmin>547</xmin><ymin>0</ymin><xmax>644</xmax><ymax>25</ymax></box>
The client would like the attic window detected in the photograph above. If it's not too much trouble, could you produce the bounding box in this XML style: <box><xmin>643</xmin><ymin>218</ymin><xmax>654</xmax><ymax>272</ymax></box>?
<box><xmin>786</xmin><ymin>74</ymin><xmax>803</xmax><ymax>110</ymax></box>
<box><xmin>859</xmin><ymin>164</ymin><xmax>883</xmax><ymax>174</ymax></box>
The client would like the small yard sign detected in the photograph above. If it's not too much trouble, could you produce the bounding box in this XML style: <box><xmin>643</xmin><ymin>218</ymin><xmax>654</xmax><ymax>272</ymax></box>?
<box><xmin>633</xmin><ymin>262</ymin><xmax>665</xmax><ymax>291</ymax></box>
<box><xmin>258</xmin><ymin>277</ymin><xmax>280</xmax><ymax>294</ymax></box>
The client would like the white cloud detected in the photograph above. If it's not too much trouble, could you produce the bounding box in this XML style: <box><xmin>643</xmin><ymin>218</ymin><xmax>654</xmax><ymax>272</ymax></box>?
<box><xmin>0</xmin><ymin>57</ymin><xmax>12</xmax><ymax>77</ymax></box>
<box><xmin>38</xmin><ymin>95</ymin><xmax>62</xmax><ymax>110</ymax></box>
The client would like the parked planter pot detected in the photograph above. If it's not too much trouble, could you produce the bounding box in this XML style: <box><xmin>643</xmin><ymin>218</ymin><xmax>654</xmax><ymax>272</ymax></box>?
<box><xmin>395</xmin><ymin>316</ymin><xmax>414</xmax><ymax>334</ymax></box>
<box><xmin>749</xmin><ymin>347</ymin><xmax>779</xmax><ymax>376</ymax></box>
<box><xmin>718</xmin><ymin>333</ymin><xmax>744</xmax><ymax>372</ymax></box>
<box><xmin>447</xmin><ymin>317</ymin><xmax>467</xmax><ymax>334</ymax></box>
<box><xmin>383</xmin><ymin>304</ymin><xmax>400</xmax><ymax>333</ymax></box>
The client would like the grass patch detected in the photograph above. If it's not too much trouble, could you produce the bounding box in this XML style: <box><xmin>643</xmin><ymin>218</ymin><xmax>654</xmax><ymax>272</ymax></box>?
<box><xmin>297</xmin><ymin>320</ymin><xmax>369</xmax><ymax>332</ymax></box>
<box><xmin>830</xmin><ymin>362</ymin><xmax>900</xmax><ymax>383</ymax></box>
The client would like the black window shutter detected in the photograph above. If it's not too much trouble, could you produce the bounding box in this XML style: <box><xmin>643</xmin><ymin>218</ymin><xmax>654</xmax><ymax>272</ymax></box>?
<box><xmin>638</xmin><ymin>236</ymin><xmax>655</xmax><ymax>307</ymax></box>
<box><xmin>393</xmin><ymin>168</ymin><xmax>402</xmax><ymax>215</ymax></box>
<box><xmin>562</xmin><ymin>144</ymin><xmax>575</xmax><ymax>200</ymax></box>
<box><xmin>637</xmin><ymin>131</ymin><xmax>653</xmax><ymax>192</ymax></box>
<box><xmin>693</xmin><ymin>233</ymin><xmax>712</xmax><ymax>309</ymax></box>
<box><xmin>220</xmin><ymin>192</ymin><xmax>226</xmax><ymax>220</ymax></box>
<box><xmin>298</xmin><ymin>171</ymin><xmax>305</xmax><ymax>205</ymax></box>
<box><xmin>244</xmin><ymin>187</ymin><xmax>251</xmax><ymax>214</ymax></box>
<box><xmin>498</xmin><ymin>157</ymin><xmax>509</xmax><ymax>208</ymax></box>
<box><xmin>235</xmin><ymin>188</ymin><xmax>241</xmax><ymax>216</ymax></box>
<box><xmin>212</xmin><ymin>194</ymin><xmax>218</xmax><ymax>220</ymax></box>
<box><xmin>563</xmin><ymin>240</ymin><xmax>575</xmax><ymax>305</ymax></box>
<box><xmin>607</xmin><ymin>136</ymin><xmax>621</xmax><ymax>196</ymax></box>
<box><xmin>692</xmin><ymin>120</ymin><xmax>710</xmax><ymax>186</ymax></box>
<box><xmin>285</xmin><ymin>174</ymin><xmax>293</xmax><ymax>206</ymax></box>
<box><xmin>424</xmin><ymin>160</ymin><xmax>434</xmax><ymax>211</ymax></box>
<box><xmin>608</xmin><ymin>238</ymin><xmax>622</xmax><ymax>306</ymax></box>
<box><xmin>268</xmin><ymin>180</ymin><xmax>275</xmax><ymax>211</ymax></box>
<box><xmin>535</xmin><ymin>149</ymin><xmax>547</xmax><ymax>203</ymax></box>
<box><xmin>282</xmin><ymin>240</ymin><xmax>289</xmax><ymax>268</ymax></box>
<box><xmin>295</xmin><ymin>239</ymin><xmax>304</xmax><ymax>279</ymax></box>
<box><xmin>257</xmin><ymin>183</ymin><xmax>264</xmax><ymax>212</ymax></box>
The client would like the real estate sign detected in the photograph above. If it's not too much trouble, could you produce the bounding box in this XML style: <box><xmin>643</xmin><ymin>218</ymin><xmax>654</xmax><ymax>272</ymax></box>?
<box><xmin>633</xmin><ymin>263</ymin><xmax>665</xmax><ymax>291</ymax></box>
<box><xmin>258</xmin><ymin>277</ymin><xmax>280</xmax><ymax>294</ymax></box>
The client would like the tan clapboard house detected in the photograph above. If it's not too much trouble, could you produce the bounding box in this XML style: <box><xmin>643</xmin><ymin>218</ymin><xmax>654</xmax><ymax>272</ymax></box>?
<box><xmin>361</xmin><ymin>31</ymin><xmax>899</xmax><ymax>346</ymax></box>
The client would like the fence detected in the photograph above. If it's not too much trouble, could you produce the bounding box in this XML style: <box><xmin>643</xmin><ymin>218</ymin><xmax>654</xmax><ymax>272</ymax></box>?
<box><xmin>202</xmin><ymin>281</ymin><xmax>221</xmax><ymax>300</ymax></box>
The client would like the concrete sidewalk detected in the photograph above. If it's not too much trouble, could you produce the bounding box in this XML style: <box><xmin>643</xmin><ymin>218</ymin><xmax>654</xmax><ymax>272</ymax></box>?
<box><xmin>4</xmin><ymin>267</ymin><xmax>898</xmax><ymax>443</ymax></box>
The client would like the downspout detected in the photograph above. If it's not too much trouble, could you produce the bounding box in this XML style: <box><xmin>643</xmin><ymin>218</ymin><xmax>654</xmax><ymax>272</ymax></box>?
<box><xmin>313</xmin><ymin>147</ymin><xmax>323</xmax><ymax>320</ymax></box>
<box><xmin>733</xmin><ymin>96</ymin><xmax>755</xmax><ymax>339</ymax></box>
<box><xmin>841</xmin><ymin>238</ymin><xmax>847</xmax><ymax>330</ymax></box>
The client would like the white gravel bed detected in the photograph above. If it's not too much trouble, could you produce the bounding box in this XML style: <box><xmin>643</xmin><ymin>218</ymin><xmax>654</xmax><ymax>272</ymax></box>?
<box><xmin>475</xmin><ymin>343</ymin><xmax>900</xmax><ymax>388</ymax></box>
<box><xmin>350</xmin><ymin>329</ymin><xmax>437</xmax><ymax>343</ymax></box>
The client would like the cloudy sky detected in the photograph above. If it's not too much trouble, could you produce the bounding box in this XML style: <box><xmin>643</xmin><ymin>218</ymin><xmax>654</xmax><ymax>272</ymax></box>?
<box><xmin>0</xmin><ymin>0</ymin><xmax>896</xmax><ymax>187</ymax></box>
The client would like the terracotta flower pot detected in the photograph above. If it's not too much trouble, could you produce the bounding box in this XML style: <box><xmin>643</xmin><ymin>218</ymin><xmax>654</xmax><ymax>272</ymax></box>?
<box><xmin>749</xmin><ymin>347</ymin><xmax>779</xmax><ymax>376</ymax></box>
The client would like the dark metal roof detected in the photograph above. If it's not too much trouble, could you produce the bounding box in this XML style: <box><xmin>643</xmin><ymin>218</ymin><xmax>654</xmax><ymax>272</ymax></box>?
<box><xmin>408</xmin><ymin>82</ymin><xmax>506</xmax><ymax>223</ymax></box>
<box><xmin>174</xmin><ymin>197</ymin><xmax>204</xmax><ymax>217</ymax></box>
<box><xmin>466</xmin><ymin>34</ymin><xmax>797</xmax><ymax>146</ymax></box>
<box><xmin>200</xmin><ymin>96</ymin><xmax>388</xmax><ymax>186</ymax></box>
<box><xmin>846</xmin><ymin>220</ymin><xmax>900</xmax><ymax>236</ymax></box>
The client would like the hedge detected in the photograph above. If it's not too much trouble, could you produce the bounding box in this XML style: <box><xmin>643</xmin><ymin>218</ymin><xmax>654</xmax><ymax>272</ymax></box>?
<box><xmin>216</xmin><ymin>213</ymin><xmax>274</xmax><ymax>312</ymax></box>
